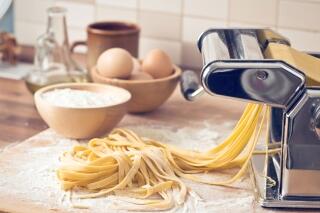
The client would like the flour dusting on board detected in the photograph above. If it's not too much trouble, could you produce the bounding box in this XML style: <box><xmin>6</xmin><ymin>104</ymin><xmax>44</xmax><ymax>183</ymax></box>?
<box><xmin>127</xmin><ymin>122</ymin><xmax>220</xmax><ymax>152</ymax></box>
<box><xmin>0</xmin><ymin>122</ymin><xmax>258</xmax><ymax>213</ymax></box>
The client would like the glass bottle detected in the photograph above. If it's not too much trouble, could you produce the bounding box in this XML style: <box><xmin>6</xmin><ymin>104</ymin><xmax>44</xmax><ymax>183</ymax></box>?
<box><xmin>25</xmin><ymin>7</ymin><xmax>88</xmax><ymax>93</ymax></box>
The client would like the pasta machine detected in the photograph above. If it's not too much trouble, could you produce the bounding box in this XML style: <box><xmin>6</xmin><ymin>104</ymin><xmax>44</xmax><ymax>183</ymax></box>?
<box><xmin>181</xmin><ymin>28</ymin><xmax>320</xmax><ymax>208</ymax></box>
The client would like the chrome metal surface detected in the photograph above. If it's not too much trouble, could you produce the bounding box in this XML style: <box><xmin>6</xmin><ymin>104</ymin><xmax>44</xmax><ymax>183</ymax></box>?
<box><xmin>197</xmin><ymin>28</ymin><xmax>320</xmax><ymax>208</ymax></box>
<box><xmin>201</xmin><ymin>61</ymin><xmax>305</xmax><ymax>108</ymax></box>
<box><xmin>251</xmin><ymin>155</ymin><xmax>320</xmax><ymax>208</ymax></box>
<box><xmin>199</xmin><ymin>29</ymin><xmax>230</xmax><ymax>65</ymax></box>
<box><xmin>284</xmin><ymin>88</ymin><xmax>320</xmax><ymax>171</ymax></box>
<box><xmin>281</xmin><ymin>88</ymin><xmax>320</xmax><ymax>197</ymax></box>
<box><xmin>180</xmin><ymin>70</ymin><xmax>204</xmax><ymax>101</ymax></box>
<box><xmin>198</xmin><ymin>29</ymin><xmax>305</xmax><ymax>107</ymax></box>
<box><xmin>312</xmin><ymin>100</ymin><xmax>320</xmax><ymax>139</ymax></box>
<box><xmin>231</xmin><ymin>29</ymin><xmax>264</xmax><ymax>59</ymax></box>
<box><xmin>187</xmin><ymin>88</ymin><xmax>204</xmax><ymax>101</ymax></box>
<box><xmin>198</xmin><ymin>29</ymin><xmax>265</xmax><ymax>64</ymax></box>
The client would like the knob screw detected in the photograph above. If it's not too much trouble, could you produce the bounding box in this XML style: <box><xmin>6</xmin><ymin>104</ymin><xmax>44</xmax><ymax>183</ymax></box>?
<box><xmin>256</xmin><ymin>70</ymin><xmax>268</xmax><ymax>80</ymax></box>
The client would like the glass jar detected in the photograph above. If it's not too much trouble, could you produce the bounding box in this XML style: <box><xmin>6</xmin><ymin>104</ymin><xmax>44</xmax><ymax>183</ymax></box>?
<box><xmin>25</xmin><ymin>7</ymin><xmax>88</xmax><ymax>93</ymax></box>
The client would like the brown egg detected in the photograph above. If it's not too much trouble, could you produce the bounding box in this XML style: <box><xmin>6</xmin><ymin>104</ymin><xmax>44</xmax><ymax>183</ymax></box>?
<box><xmin>97</xmin><ymin>48</ymin><xmax>133</xmax><ymax>79</ymax></box>
<box><xmin>132</xmin><ymin>57</ymin><xmax>142</xmax><ymax>74</ymax></box>
<box><xmin>129</xmin><ymin>72</ymin><xmax>154</xmax><ymax>81</ymax></box>
<box><xmin>142</xmin><ymin>49</ymin><xmax>173</xmax><ymax>79</ymax></box>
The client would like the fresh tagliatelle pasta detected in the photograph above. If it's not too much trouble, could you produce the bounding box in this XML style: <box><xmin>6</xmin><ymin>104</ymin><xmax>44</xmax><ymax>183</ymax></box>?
<box><xmin>57</xmin><ymin>103</ymin><xmax>270</xmax><ymax>211</ymax></box>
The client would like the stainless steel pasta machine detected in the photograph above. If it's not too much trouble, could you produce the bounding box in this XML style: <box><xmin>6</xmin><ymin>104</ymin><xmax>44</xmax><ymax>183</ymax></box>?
<box><xmin>181</xmin><ymin>28</ymin><xmax>320</xmax><ymax>209</ymax></box>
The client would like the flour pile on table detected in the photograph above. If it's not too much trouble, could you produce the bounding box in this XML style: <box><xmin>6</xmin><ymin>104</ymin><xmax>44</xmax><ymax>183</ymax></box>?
<box><xmin>41</xmin><ymin>88</ymin><xmax>122</xmax><ymax>108</ymax></box>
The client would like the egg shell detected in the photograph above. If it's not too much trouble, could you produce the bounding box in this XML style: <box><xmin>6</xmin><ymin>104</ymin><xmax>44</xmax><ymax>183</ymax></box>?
<box><xmin>142</xmin><ymin>49</ymin><xmax>173</xmax><ymax>79</ymax></box>
<box><xmin>129</xmin><ymin>72</ymin><xmax>154</xmax><ymax>81</ymax></box>
<box><xmin>97</xmin><ymin>48</ymin><xmax>133</xmax><ymax>79</ymax></box>
<box><xmin>132</xmin><ymin>57</ymin><xmax>142</xmax><ymax>74</ymax></box>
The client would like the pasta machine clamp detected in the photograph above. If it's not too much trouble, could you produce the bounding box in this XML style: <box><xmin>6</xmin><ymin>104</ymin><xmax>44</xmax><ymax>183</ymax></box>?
<box><xmin>181</xmin><ymin>29</ymin><xmax>320</xmax><ymax>209</ymax></box>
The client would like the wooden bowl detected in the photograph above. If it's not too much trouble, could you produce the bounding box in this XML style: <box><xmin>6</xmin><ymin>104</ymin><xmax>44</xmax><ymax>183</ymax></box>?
<box><xmin>34</xmin><ymin>83</ymin><xmax>131</xmax><ymax>139</ymax></box>
<box><xmin>91</xmin><ymin>65</ymin><xmax>182</xmax><ymax>113</ymax></box>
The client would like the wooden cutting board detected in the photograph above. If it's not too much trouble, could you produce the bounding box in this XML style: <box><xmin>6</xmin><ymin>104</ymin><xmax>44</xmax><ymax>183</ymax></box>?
<box><xmin>0</xmin><ymin>89</ymin><xmax>290</xmax><ymax>213</ymax></box>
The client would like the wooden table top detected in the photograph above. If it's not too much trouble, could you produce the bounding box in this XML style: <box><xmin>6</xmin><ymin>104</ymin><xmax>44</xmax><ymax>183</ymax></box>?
<box><xmin>0</xmin><ymin>77</ymin><xmax>47</xmax><ymax>148</ymax></box>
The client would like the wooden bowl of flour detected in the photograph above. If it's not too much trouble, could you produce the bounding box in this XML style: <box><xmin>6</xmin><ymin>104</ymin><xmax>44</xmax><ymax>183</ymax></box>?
<box><xmin>34</xmin><ymin>83</ymin><xmax>131</xmax><ymax>139</ymax></box>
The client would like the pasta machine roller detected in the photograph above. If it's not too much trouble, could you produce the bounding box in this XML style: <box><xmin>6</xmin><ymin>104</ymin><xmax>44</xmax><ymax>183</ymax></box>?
<box><xmin>181</xmin><ymin>28</ymin><xmax>320</xmax><ymax>208</ymax></box>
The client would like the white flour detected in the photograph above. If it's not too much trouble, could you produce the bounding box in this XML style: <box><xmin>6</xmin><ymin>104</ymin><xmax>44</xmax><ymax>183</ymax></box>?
<box><xmin>0</xmin><ymin>123</ymin><xmax>261</xmax><ymax>213</ymax></box>
<box><xmin>41</xmin><ymin>88</ymin><xmax>122</xmax><ymax>108</ymax></box>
